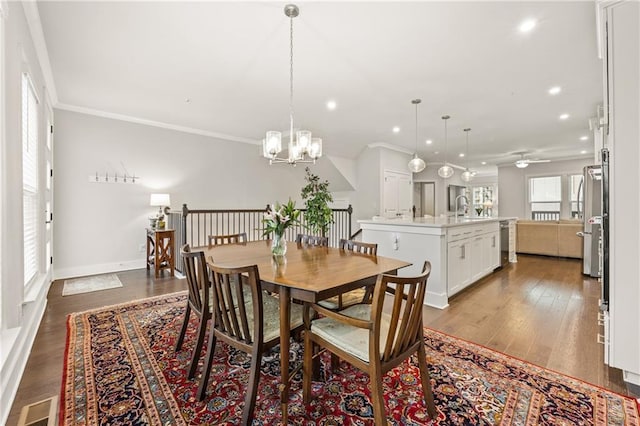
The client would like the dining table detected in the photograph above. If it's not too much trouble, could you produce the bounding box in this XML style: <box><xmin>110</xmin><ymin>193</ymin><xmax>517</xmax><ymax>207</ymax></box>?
<box><xmin>202</xmin><ymin>239</ymin><xmax>410</xmax><ymax>424</ymax></box>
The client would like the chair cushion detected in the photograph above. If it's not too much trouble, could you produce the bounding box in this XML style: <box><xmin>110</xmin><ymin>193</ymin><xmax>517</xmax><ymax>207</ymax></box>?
<box><xmin>311</xmin><ymin>304</ymin><xmax>391</xmax><ymax>362</ymax></box>
<box><xmin>234</xmin><ymin>291</ymin><xmax>304</xmax><ymax>343</ymax></box>
<box><xmin>317</xmin><ymin>288</ymin><xmax>366</xmax><ymax>310</ymax></box>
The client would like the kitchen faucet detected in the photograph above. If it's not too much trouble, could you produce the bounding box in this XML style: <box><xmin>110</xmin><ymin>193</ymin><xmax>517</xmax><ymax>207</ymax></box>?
<box><xmin>454</xmin><ymin>194</ymin><xmax>469</xmax><ymax>217</ymax></box>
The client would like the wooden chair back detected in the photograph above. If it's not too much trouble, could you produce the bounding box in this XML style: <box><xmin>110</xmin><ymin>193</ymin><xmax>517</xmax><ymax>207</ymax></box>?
<box><xmin>181</xmin><ymin>244</ymin><xmax>210</xmax><ymax>316</ymax></box>
<box><xmin>339</xmin><ymin>238</ymin><xmax>378</xmax><ymax>255</ymax></box>
<box><xmin>371</xmin><ymin>261</ymin><xmax>431</xmax><ymax>362</ymax></box>
<box><xmin>296</xmin><ymin>234</ymin><xmax>329</xmax><ymax>246</ymax></box>
<box><xmin>208</xmin><ymin>263</ymin><xmax>263</xmax><ymax>350</ymax></box>
<box><xmin>208</xmin><ymin>232</ymin><xmax>247</xmax><ymax>247</ymax></box>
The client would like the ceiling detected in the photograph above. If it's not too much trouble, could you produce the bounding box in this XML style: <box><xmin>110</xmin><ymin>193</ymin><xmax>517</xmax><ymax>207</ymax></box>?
<box><xmin>36</xmin><ymin>1</ymin><xmax>603</xmax><ymax>173</ymax></box>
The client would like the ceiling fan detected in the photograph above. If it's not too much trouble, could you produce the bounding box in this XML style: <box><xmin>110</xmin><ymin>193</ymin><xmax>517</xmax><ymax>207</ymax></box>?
<box><xmin>514</xmin><ymin>153</ymin><xmax>551</xmax><ymax>168</ymax></box>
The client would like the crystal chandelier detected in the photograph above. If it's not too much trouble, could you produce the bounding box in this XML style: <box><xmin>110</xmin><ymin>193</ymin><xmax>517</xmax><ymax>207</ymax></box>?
<box><xmin>262</xmin><ymin>4</ymin><xmax>322</xmax><ymax>165</ymax></box>
<box><xmin>437</xmin><ymin>115</ymin><xmax>454</xmax><ymax>178</ymax></box>
<box><xmin>407</xmin><ymin>99</ymin><xmax>426</xmax><ymax>173</ymax></box>
<box><xmin>460</xmin><ymin>128</ymin><xmax>474</xmax><ymax>182</ymax></box>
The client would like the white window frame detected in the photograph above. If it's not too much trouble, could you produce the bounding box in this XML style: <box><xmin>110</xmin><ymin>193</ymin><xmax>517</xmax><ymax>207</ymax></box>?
<box><xmin>526</xmin><ymin>173</ymin><xmax>583</xmax><ymax>220</ymax></box>
<box><xmin>22</xmin><ymin>72</ymin><xmax>40</xmax><ymax>288</ymax></box>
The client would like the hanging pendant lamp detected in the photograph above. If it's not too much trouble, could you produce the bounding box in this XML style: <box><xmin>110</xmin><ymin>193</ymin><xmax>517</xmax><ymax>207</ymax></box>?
<box><xmin>460</xmin><ymin>128</ymin><xmax>474</xmax><ymax>182</ymax></box>
<box><xmin>437</xmin><ymin>115</ymin><xmax>454</xmax><ymax>178</ymax></box>
<box><xmin>262</xmin><ymin>4</ymin><xmax>322</xmax><ymax>165</ymax></box>
<box><xmin>407</xmin><ymin>99</ymin><xmax>426</xmax><ymax>173</ymax></box>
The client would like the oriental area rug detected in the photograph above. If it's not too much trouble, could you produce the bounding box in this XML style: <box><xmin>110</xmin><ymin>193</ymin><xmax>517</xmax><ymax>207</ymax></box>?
<box><xmin>61</xmin><ymin>292</ymin><xmax>640</xmax><ymax>425</ymax></box>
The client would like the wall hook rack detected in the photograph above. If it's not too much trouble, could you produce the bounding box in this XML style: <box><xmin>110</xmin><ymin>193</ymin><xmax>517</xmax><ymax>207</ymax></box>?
<box><xmin>88</xmin><ymin>172</ymin><xmax>140</xmax><ymax>184</ymax></box>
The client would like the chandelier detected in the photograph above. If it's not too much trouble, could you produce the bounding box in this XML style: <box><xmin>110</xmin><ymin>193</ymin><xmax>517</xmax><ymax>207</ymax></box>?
<box><xmin>262</xmin><ymin>4</ymin><xmax>322</xmax><ymax>165</ymax></box>
<box><xmin>437</xmin><ymin>115</ymin><xmax>454</xmax><ymax>178</ymax></box>
<box><xmin>407</xmin><ymin>99</ymin><xmax>426</xmax><ymax>173</ymax></box>
<box><xmin>460</xmin><ymin>128</ymin><xmax>474</xmax><ymax>182</ymax></box>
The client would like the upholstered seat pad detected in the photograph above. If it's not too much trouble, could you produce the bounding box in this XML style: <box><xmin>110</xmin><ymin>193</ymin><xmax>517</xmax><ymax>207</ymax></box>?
<box><xmin>317</xmin><ymin>288</ymin><xmax>366</xmax><ymax>310</ymax></box>
<box><xmin>311</xmin><ymin>304</ymin><xmax>391</xmax><ymax>362</ymax></box>
<box><xmin>225</xmin><ymin>290</ymin><xmax>304</xmax><ymax>343</ymax></box>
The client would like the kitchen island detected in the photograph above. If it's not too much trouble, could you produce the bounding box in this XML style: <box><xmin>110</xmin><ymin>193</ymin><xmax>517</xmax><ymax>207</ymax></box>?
<box><xmin>358</xmin><ymin>216</ymin><xmax>516</xmax><ymax>308</ymax></box>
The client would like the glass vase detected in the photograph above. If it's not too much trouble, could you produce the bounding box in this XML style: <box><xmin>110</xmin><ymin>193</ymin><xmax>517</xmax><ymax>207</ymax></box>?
<box><xmin>271</xmin><ymin>233</ymin><xmax>287</xmax><ymax>257</ymax></box>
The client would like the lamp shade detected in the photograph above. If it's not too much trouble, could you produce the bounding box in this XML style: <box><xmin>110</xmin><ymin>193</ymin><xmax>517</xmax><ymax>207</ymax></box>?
<box><xmin>408</xmin><ymin>155</ymin><xmax>426</xmax><ymax>173</ymax></box>
<box><xmin>150</xmin><ymin>193</ymin><xmax>171</xmax><ymax>207</ymax></box>
<box><xmin>438</xmin><ymin>164</ymin><xmax>454</xmax><ymax>178</ymax></box>
<box><xmin>461</xmin><ymin>169</ymin><xmax>474</xmax><ymax>182</ymax></box>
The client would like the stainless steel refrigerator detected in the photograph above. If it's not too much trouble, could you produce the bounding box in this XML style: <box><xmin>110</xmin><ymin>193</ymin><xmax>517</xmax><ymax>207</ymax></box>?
<box><xmin>577</xmin><ymin>164</ymin><xmax>603</xmax><ymax>278</ymax></box>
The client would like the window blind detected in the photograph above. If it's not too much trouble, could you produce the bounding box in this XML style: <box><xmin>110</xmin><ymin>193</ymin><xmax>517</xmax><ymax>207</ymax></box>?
<box><xmin>22</xmin><ymin>73</ymin><xmax>39</xmax><ymax>285</ymax></box>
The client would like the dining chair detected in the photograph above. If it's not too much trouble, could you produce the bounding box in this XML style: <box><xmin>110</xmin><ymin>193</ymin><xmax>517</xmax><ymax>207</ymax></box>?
<box><xmin>197</xmin><ymin>262</ymin><xmax>306</xmax><ymax>425</ymax></box>
<box><xmin>317</xmin><ymin>239</ymin><xmax>378</xmax><ymax>310</ymax></box>
<box><xmin>303</xmin><ymin>261</ymin><xmax>437</xmax><ymax>424</ymax></box>
<box><xmin>208</xmin><ymin>232</ymin><xmax>247</xmax><ymax>247</ymax></box>
<box><xmin>295</xmin><ymin>233</ymin><xmax>328</xmax><ymax>246</ymax></box>
<box><xmin>174</xmin><ymin>244</ymin><xmax>212</xmax><ymax>380</ymax></box>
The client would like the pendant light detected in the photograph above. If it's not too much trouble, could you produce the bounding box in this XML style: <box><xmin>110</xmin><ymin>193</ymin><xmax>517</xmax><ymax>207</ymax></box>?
<box><xmin>262</xmin><ymin>4</ymin><xmax>322</xmax><ymax>165</ymax></box>
<box><xmin>460</xmin><ymin>128</ymin><xmax>474</xmax><ymax>182</ymax></box>
<box><xmin>437</xmin><ymin>115</ymin><xmax>454</xmax><ymax>178</ymax></box>
<box><xmin>407</xmin><ymin>99</ymin><xmax>426</xmax><ymax>173</ymax></box>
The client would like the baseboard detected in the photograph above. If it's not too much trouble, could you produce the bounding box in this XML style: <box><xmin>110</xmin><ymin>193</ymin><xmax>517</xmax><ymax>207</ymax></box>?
<box><xmin>53</xmin><ymin>259</ymin><xmax>145</xmax><ymax>280</ymax></box>
<box><xmin>425</xmin><ymin>291</ymin><xmax>449</xmax><ymax>309</ymax></box>
<box><xmin>623</xmin><ymin>370</ymin><xmax>640</xmax><ymax>387</ymax></box>
<box><xmin>0</xmin><ymin>283</ymin><xmax>49</xmax><ymax>426</ymax></box>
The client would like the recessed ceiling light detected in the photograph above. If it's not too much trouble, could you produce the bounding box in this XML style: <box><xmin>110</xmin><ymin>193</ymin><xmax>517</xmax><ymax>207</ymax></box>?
<box><xmin>392</xmin><ymin>126</ymin><xmax>400</xmax><ymax>133</ymax></box>
<box><xmin>559</xmin><ymin>113</ymin><xmax>570</xmax><ymax>120</ymax></box>
<box><xmin>185</xmin><ymin>98</ymin><xmax>191</xmax><ymax>103</ymax></box>
<box><xmin>425</xmin><ymin>139</ymin><xmax>433</xmax><ymax>145</ymax></box>
<box><xmin>580</xmin><ymin>135</ymin><xmax>589</xmax><ymax>141</ymax></box>
<box><xmin>548</xmin><ymin>86</ymin><xmax>561</xmax><ymax>95</ymax></box>
<box><xmin>326</xmin><ymin>100</ymin><xmax>337</xmax><ymax>110</ymax></box>
<box><xmin>459</xmin><ymin>153</ymin><xmax>465</xmax><ymax>158</ymax></box>
<box><xmin>481</xmin><ymin>161</ymin><xmax>487</xmax><ymax>165</ymax></box>
<box><xmin>519</xmin><ymin>19</ymin><xmax>537</xmax><ymax>33</ymax></box>
<box><xmin>581</xmin><ymin>150</ymin><xmax>588</xmax><ymax>154</ymax></box>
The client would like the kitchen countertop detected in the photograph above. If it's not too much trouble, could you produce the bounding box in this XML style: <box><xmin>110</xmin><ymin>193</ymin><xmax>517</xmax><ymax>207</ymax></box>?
<box><xmin>358</xmin><ymin>216</ymin><xmax>516</xmax><ymax>229</ymax></box>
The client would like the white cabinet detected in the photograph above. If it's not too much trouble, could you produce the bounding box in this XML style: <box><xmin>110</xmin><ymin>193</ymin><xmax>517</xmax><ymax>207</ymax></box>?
<box><xmin>447</xmin><ymin>222</ymin><xmax>499</xmax><ymax>296</ymax></box>
<box><xmin>383</xmin><ymin>170</ymin><xmax>412</xmax><ymax>218</ymax></box>
<box><xmin>447</xmin><ymin>240</ymin><xmax>470</xmax><ymax>295</ymax></box>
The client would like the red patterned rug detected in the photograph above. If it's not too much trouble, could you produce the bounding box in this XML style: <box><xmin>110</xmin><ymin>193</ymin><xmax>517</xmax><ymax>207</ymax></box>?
<box><xmin>61</xmin><ymin>292</ymin><xmax>640</xmax><ymax>425</ymax></box>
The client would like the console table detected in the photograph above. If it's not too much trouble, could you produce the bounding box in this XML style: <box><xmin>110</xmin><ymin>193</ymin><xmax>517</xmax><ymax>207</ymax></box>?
<box><xmin>146</xmin><ymin>228</ymin><xmax>175</xmax><ymax>278</ymax></box>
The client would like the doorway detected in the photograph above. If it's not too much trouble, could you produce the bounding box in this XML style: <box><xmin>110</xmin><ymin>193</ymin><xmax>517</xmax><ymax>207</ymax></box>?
<box><xmin>413</xmin><ymin>182</ymin><xmax>435</xmax><ymax>217</ymax></box>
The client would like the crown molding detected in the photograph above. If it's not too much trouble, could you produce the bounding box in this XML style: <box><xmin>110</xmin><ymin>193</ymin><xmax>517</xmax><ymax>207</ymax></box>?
<box><xmin>366</xmin><ymin>143</ymin><xmax>413</xmax><ymax>156</ymax></box>
<box><xmin>56</xmin><ymin>103</ymin><xmax>261</xmax><ymax>145</ymax></box>
<box><xmin>22</xmin><ymin>1</ymin><xmax>58</xmax><ymax>104</ymax></box>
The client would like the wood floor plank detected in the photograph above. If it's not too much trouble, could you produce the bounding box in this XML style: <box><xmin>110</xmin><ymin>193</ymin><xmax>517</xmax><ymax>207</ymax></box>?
<box><xmin>6</xmin><ymin>255</ymin><xmax>635</xmax><ymax>425</ymax></box>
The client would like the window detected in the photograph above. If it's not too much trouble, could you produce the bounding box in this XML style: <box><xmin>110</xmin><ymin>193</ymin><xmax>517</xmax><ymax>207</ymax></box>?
<box><xmin>528</xmin><ymin>173</ymin><xmax>585</xmax><ymax>220</ymax></box>
<box><xmin>569</xmin><ymin>174</ymin><xmax>583</xmax><ymax>218</ymax></box>
<box><xmin>529</xmin><ymin>176</ymin><xmax>561</xmax><ymax>220</ymax></box>
<box><xmin>22</xmin><ymin>73</ymin><xmax>39</xmax><ymax>286</ymax></box>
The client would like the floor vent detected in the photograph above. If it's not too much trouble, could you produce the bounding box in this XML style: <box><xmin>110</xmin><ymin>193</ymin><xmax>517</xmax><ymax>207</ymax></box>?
<box><xmin>17</xmin><ymin>396</ymin><xmax>58</xmax><ymax>426</ymax></box>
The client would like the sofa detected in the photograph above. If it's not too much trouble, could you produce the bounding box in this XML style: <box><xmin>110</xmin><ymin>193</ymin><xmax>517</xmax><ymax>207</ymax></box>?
<box><xmin>516</xmin><ymin>219</ymin><xmax>583</xmax><ymax>259</ymax></box>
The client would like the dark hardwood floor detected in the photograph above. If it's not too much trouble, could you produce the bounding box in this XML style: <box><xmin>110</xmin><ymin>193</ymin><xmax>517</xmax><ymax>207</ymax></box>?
<box><xmin>6</xmin><ymin>255</ymin><xmax>632</xmax><ymax>425</ymax></box>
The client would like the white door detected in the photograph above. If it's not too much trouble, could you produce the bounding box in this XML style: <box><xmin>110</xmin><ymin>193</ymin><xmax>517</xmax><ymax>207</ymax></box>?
<box><xmin>383</xmin><ymin>173</ymin><xmax>399</xmax><ymax>217</ymax></box>
<box><xmin>397</xmin><ymin>173</ymin><xmax>412</xmax><ymax>215</ymax></box>
<box><xmin>383</xmin><ymin>170</ymin><xmax>412</xmax><ymax>218</ymax></box>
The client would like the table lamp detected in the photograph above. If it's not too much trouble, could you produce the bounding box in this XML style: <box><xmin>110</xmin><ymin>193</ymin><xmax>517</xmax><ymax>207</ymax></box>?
<box><xmin>150</xmin><ymin>193</ymin><xmax>171</xmax><ymax>229</ymax></box>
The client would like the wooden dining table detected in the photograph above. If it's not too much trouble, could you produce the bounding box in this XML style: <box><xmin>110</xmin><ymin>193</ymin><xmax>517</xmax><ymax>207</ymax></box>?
<box><xmin>202</xmin><ymin>239</ymin><xmax>410</xmax><ymax>424</ymax></box>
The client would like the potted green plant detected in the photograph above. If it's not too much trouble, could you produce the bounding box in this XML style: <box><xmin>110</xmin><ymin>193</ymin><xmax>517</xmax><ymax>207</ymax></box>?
<box><xmin>301</xmin><ymin>167</ymin><xmax>333</xmax><ymax>237</ymax></box>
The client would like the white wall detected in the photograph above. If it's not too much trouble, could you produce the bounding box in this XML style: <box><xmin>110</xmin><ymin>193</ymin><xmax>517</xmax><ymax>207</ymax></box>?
<box><xmin>52</xmin><ymin>109</ymin><xmax>354</xmax><ymax>278</ymax></box>
<box><xmin>413</xmin><ymin>165</ymin><xmax>469</xmax><ymax>216</ymax></box>
<box><xmin>354</xmin><ymin>146</ymin><xmax>381</xmax><ymax>223</ymax></box>
<box><xmin>497</xmin><ymin>158</ymin><xmax>590</xmax><ymax>219</ymax></box>
<box><xmin>606</xmin><ymin>0</ymin><xmax>640</xmax><ymax>385</ymax></box>
<box><xmin>1</xmin><ymin>3</ymin><xmax>53</xmax><ymax>424</ymax></box>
